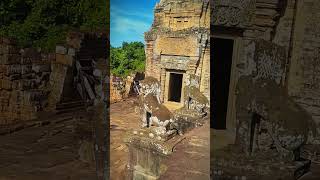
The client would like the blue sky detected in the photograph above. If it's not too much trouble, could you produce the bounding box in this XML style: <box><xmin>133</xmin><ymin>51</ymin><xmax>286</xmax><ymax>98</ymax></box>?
<box><xmin>110</xmin><ymin>0</ymin><xmax>159</xmax><ymax>47</ymax></box>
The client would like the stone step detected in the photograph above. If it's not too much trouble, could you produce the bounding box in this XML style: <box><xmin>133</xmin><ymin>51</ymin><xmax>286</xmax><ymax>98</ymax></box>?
<box><xmin>55</xmin><ymin>92</ymin><xmax>87</xmax><ymax>115</ymax></box>
<box><xmin>56</xmin><ymin>100</ymin><xmax>85</xmax><ymax>110</ymax></box>
<box><xmin>0</xmin><ymin>111</ymin><xmax>86</xmax><ymax>136</ymax></box>
<box><xmin>56</xmin><ymin>105</ymin><xmax>86</xmax><ymax>115</ymax></box>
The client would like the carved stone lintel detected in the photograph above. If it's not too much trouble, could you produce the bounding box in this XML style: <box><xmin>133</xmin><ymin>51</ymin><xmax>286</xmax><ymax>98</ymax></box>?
<box><xmin>211</xmin><ymin>0</ymin><xmax>256</xmax><ymax>28</ymax></box>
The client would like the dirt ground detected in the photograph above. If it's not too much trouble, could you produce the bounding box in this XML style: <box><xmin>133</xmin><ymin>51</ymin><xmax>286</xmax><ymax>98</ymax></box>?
<box><xmin>110</xmin><ymin>97</ymin><xmax>210</xmax><ymax>180</ymax></box>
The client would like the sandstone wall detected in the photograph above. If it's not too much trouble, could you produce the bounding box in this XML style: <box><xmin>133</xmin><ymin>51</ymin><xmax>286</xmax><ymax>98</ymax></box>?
<box><xmin>47</xmin><ymin>63</ymin><xmax>68</xmax><ymax>110</ymax></box>
<box><xmin>0</xmin><ymin>38</ymin><xmax>76</xmax><ymax>125</ymax></box>
<box><xmin>286</xmin><ymin>0</ymin><xmax>320</xmax><ymax>134</ymax></box>
<box><xmin>0</xmin><ymin>39</ymin><xmax>52</xmax><ymax>125</ymax></box>
<box><xmin>154</xmin><ymin>0</ymin><xmax>209</xmax><ymax>30</ymax></box>
<box><xmin>211</xmin><ymin>0</ymin><xmax>320</xmax><ymax>142</ymax></box>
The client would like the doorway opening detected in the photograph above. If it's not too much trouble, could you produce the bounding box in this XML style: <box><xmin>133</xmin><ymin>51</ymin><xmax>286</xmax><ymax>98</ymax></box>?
<box><xmin>187</xmin><ymin>97</ymin><xmax>192</xmax><ymax>109</ymax></box>
<box><xmin>212</xmin><ymin>37</ymin><xmax>234</xmax><ymax>129</ymax></box>
<box><xmin>168</xmin><ymin>73</ymin><xmax>183</xmax><ymax>102</ymax></box>
<box><xmin>146</xmin><ymin>112</ymin><xmax>151</xmax><ymax>128</ymax></box>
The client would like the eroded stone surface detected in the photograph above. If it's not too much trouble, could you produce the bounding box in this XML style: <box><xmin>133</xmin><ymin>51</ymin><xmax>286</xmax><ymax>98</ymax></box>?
<box><xmin>212</xmin><ymin>0</ymin><xmax>320</xmax><ymax>179</ymax></box>
<box><xmin>0</xmin><ymin>117</ymin><xmax>96</xmax><ymax>180</ymax></box>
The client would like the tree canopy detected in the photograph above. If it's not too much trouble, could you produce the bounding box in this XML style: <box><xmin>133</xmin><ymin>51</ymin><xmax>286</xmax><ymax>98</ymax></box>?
<box><xmin>110</xmin><ymin>42</ymin><xmax>145</xmax><ymax>78</ymax></box>
<box><xmin>0</xmin><ymin>0</ymin><xmax>109</xmax><ymax>51</ymax></box>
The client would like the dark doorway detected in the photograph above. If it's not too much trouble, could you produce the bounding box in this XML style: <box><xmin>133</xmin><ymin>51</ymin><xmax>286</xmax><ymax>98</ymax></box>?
<box><xmin>168</xmin><ymin>73</ymin><xmax>183</xmax><ymax>102</ymax></box>
<box><xmin>212</xmin><ymin>37</ymin><xmax>234</xmax><ymax>129</ymax></box>
<box><xmin>146</xmin><ymin>112</ymin><xmax>151</xmax><ymax>127</ymax></box>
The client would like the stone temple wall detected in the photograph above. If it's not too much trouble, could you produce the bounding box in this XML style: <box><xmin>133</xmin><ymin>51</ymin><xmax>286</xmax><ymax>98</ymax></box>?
<box><xmin>0</xmin><ymin>31</ymin><xmax>101</xmax><ymax>127</ymax></box>
<box><xmin>211</xmin><ymin>0</ymin><xmax>320</xmax><ymax>147</ymax></box>
<box><xmin>0</xmin><ymin>38</ymin><xmax>53</xmax><ymax>125</ymax></box>
<box><xmin>212</xmin><ymin>1</ymin><xmax>320</xmax><ymax>178</ymax></box>
<box><xmin>145</xmin><ymin>0</ymin><xmax>210</xmax><ymax>103</ymax></box>
<box><xmin>286</xmin><ymin>0</ymin><xmax>320</xmax><ymax>137</ymax></box>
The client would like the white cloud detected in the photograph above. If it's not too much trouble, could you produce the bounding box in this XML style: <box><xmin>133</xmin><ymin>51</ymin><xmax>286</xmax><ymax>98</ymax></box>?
<box><xmin>111</xmin><ymin>7</ymin><xmax>153</xmax><ymax>20</ymax></box>
<box><xmin>110</xmin><ymin>4</ymin><xmax>154</xmax><ymax>47</ymax></box>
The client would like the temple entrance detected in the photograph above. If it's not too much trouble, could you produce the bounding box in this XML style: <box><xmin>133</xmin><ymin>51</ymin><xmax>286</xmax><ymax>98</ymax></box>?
<box><xmin>168</xmin><ymin>73</ymin><xmax>183</xmax><ymax>102</ymax></box>
<box><xmin>146</xmin><ymin>112</ymin><xmax>151</xmax><ymax>127</ymax></box>
<box><xmin>212</xmin><ymin>37</ymin><xmax>234</xmax><ymax>130</ymax></box>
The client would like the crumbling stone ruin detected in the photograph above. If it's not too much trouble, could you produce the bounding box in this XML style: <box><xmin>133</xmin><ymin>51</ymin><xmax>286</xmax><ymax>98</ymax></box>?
<box><xmin>124</xmin><ymin>0</ymin><xmax>210</xmax><ymax>179</ymax></box>
<box><xmin>110</xmin><ymin>73</ymin><xmax>143</xmax><ymax>103</ymax></box>
<box><xmin>0</xmin><ymin>32</ymin><xmax>107</xmax><ymax>129</ymax></box>
<box><xmin>211</xmin><ymin>0</ymin><xmax>320</xmax><ymax>179</ymax></box>
<box><xmin>0</xmin><ymin>31</ymin><xmax>108</xmax><ymax>178</ymax></box>
<box><xmin>0</xmin><ymin>38</ymin><xmax>53</xmax><ymax>127</ymax></box>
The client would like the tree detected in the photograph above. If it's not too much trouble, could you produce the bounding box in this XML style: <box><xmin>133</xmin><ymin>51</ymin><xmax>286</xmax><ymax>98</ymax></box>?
<box><xmin>0</xmin><ymin>0</ymin><xmax>109</xmax><ymax>51</ymax></box>
<box><xmin>110</xmin><ymin>41</ymin><xmax>145</xmax><ymax>77</ymax></box>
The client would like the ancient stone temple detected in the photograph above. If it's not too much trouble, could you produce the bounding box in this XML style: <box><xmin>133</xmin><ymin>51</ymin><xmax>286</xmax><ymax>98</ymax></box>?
<box><xmin>211</xmin><ymin>0</ymin><xmax>320</xmax><ymax>179</ymax></box>
<box><xmin>124</xmin><ymin>0</ymin><xmax>210</xmax><ymax>179</ymax></box>
<box><xmin>144</xmin><ymin>0</ymin><xmax>210</xmax><ymax>108</ymax></box>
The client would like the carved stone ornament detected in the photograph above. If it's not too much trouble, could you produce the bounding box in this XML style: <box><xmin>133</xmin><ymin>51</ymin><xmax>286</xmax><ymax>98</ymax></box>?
<box><xmin>253</xmin><ymin>40</ymin><xmax>287</xmax><ymax>84</ymax></box>
<box><xmin>211</xmin><ymin>0</ymin><xmax>256</xmax><ymax>28</ymax></box>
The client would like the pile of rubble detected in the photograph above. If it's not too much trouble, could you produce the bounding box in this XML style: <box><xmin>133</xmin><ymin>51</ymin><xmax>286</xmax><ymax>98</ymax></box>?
<box><xmin>110</xmin><ymin>73</ymin><xmax>144</xmax><ymax>104</ymax></box>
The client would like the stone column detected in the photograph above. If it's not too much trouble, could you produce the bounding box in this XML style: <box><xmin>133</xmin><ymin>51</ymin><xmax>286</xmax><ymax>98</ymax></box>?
<box><xmin>200</xmin><ymin>44</ymin><xmax>210</xmax><ymax>101</ymax></box>
<box><xmin>145</xmin><ymin>40</ymin><xmax>155</xmax><ymax>77</ymax></box>
<box><xmin>160</xmin><ymin>68</ymin><xmax>166</xmax><ymax>102</ymax></box>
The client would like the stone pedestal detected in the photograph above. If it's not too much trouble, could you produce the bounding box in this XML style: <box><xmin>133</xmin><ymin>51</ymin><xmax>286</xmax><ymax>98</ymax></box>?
<box><xmin>124</xmin><ymin>130</ymin><xmax>184</xmax><ymax>180</ymax></box>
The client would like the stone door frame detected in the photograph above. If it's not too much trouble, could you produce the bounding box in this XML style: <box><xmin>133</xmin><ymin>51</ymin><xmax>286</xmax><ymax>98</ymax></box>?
<box><xmin>212</xmin><ymin>34</ymin><xmax>242</xmax><ymax>133</ymax></box>
<box><xmin>163</xmin><ymin>69</ymin><xmax>186</xmax><ymax>106</ymax></box>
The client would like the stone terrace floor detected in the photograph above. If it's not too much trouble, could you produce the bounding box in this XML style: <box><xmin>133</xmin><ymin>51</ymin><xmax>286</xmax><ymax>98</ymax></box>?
<box><xmin>110</xmin><ymin>97</ymin><xmax>210</xmax><ymax>180</ymax></box>
<box><xmin>211</xmin><ymin>129</ymin><xmax>320</xmax><ymax>180</ymax></box>
<box><xmin>0</xmin><ymin>118</ymin><xmax>96</xmax><ymax>180</ymax></box>
<box><xmin>110</xmin><ymin>98</ymin><xmax>141</xmax><ymax>179</ymax></box>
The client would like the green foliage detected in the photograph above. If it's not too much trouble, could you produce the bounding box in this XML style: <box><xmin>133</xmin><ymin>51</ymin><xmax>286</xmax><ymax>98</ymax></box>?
<box><xmin>111</xmin><ymin>42</ymin><xmax>145</xmax><ymax>77</ymax></box>
<box><xmin>0</xmin><ymin>0</ymin><xmax>109</xmax><ymax>52</ymax></box>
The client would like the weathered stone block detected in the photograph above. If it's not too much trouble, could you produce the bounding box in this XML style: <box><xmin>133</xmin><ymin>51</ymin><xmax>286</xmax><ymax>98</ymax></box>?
<box><xmin>0</xmin><ymin>79</ymin><xmax>12</xmax><ymax>90</ymax></box>
<box><xmin>19</xmin><ymin>79</ymin><xmax>37</xmax><ymax>90</ymax></box>
<box><xmin>32</xmin><ymin>64</ymin><xmax>51</xmax><ymax>73</ymax></box>
<box><xmin>93</xmin><ymin>69</ymin><xmax>102</xmax><ymax>77</ymax></box>
<box><xmin>124</xmin><ymin>131</ymin><xmax>182</xmax><ymax>180</ymax></box>
<box><xmin>68</xmin><ymin>48</ymin><xmax>76</xmax><ymax>56</ymax></box>
<box><xmin>0</xmin><ymin>65</ymin><xmax>6</xmax><ymax>73</ymax></box>
<box><xmin>0</xmin><ymin>54</ymin><xmax>21</xmax><ymax>65</ymax></box>
<box><xmin>48</xmin><ymin>53</ymin><xmax>56</xmax><ymax>61</ymax></box>
<box><xmin>20</xmin><ymin>58</ymin><xmax>32</xmax><ymax>64</ymax></box>
<box><xmin>21</xmin><ymin>48</ymin><xmax>41</xmax><ymax>60</ymax></box>
<box><xmin>4</xmin><ymin>65</ymin><xmax>21</xmax><ymax>75</ymax></box>
<box><xmin>78</xmin><ymin>140</ymin><xmax>95</xmax><ymax>164</ymax></box>
<box><xmin>0</xmin><ymin>44</ymin><xmax>19</xmax><ymax>54</ymax></box>
<box><xmin>21</xmin><ymin>65</ymin><xmax>33</xmax><ymax>74</ymax></box>
<box><xmin>55</xmin><ymin>45</ymin><xmax>67</xmax><ymax>54</ymax></box>
<box><xmin>56</xmin><ymin>54</ymin><xmax>74</xmax><ymax>66</ymax></box>
<box><xmin>66</xmin><ymin>31</ymin><xmax>83</xmax><ymax>49</ymax></box>
<box><xmin>84</xmin><ymin>76</ymin><xmax>95</xmax><ymax>99</ymax></box>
